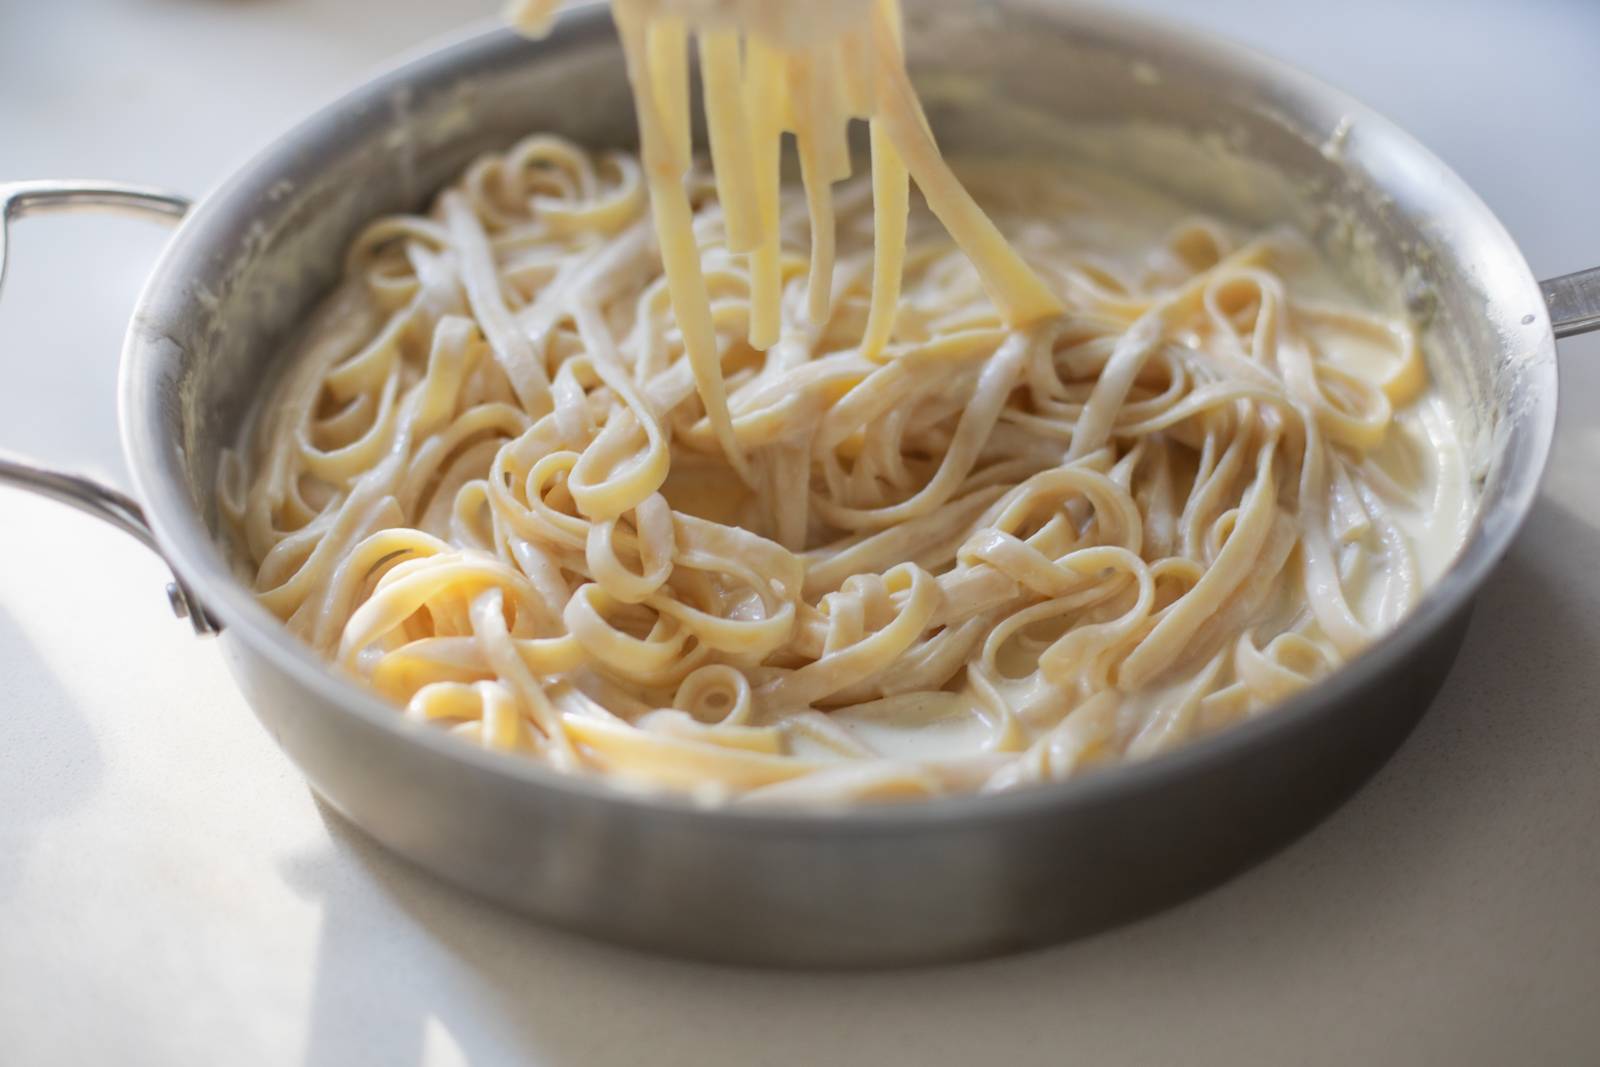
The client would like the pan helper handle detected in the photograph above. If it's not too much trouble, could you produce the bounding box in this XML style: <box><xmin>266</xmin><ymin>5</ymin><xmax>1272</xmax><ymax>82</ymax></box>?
<box><xmin>0</xmin><ymin>180</ymin><xmax>217</xmax><ymax>635</ymax></box>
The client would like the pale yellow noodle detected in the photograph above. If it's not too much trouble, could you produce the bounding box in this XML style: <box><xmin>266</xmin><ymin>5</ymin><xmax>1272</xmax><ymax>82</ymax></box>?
<box><xmin>224</xmin><ymin>0</ymin><xmax>1472</xmax><ymax>805</ymax></box>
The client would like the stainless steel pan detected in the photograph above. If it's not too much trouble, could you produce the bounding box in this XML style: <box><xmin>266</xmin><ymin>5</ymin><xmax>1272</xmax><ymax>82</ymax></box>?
<box><xmin>3</xmin><ymin>0</ymin><xmax>1596</xmax><ymax>967</ymax></box>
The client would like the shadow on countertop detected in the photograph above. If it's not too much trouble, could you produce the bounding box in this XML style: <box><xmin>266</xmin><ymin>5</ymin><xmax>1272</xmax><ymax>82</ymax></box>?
<box><xmin>0</xmin><ymin>605</ymin><xmax>104</xmax><ymax>903</ymax></box>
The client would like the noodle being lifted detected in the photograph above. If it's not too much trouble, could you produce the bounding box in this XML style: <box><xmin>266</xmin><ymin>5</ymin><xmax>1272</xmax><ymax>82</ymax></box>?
<box><xmin>509</xmin><ymin>0</ymin><xmax>1063</xmax><ymax>476</ymax></box>
<box><xmin>222</xmin><ymin>0</ymin><xmax>1471</xmax><ymax>804</ymax></box>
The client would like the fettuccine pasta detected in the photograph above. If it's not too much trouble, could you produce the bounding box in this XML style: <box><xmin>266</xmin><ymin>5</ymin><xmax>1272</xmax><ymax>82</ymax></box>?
<box><xmin>221</xmin><ymin>0</ymin><xmax>1471</xmax><ymax>805</ymax></box>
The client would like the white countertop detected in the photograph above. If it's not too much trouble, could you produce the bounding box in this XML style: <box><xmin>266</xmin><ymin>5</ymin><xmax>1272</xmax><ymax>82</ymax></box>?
<box><xmin>3</xmin><ymin>1</ymin><xmax>1598</xmax><ymax>1063</ymax></box>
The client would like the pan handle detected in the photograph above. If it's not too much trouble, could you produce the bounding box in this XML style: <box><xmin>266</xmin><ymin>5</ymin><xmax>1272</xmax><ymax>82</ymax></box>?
<box><xmin>0</xmin><ymin>180</ymin><xmax>218</xmax><ymax>635</ymax></box>
<box><xmin>1542</xmin><ymin>267</ymin><xmax>1600</xmax><ymax>339</ymax></box>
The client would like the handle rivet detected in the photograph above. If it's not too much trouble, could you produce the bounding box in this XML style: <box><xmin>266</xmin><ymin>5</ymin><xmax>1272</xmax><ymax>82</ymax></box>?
<box><xmin>166</xmin><ymin>581</ymin><xmax>191</xmax><ymax>620</ymax></box>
